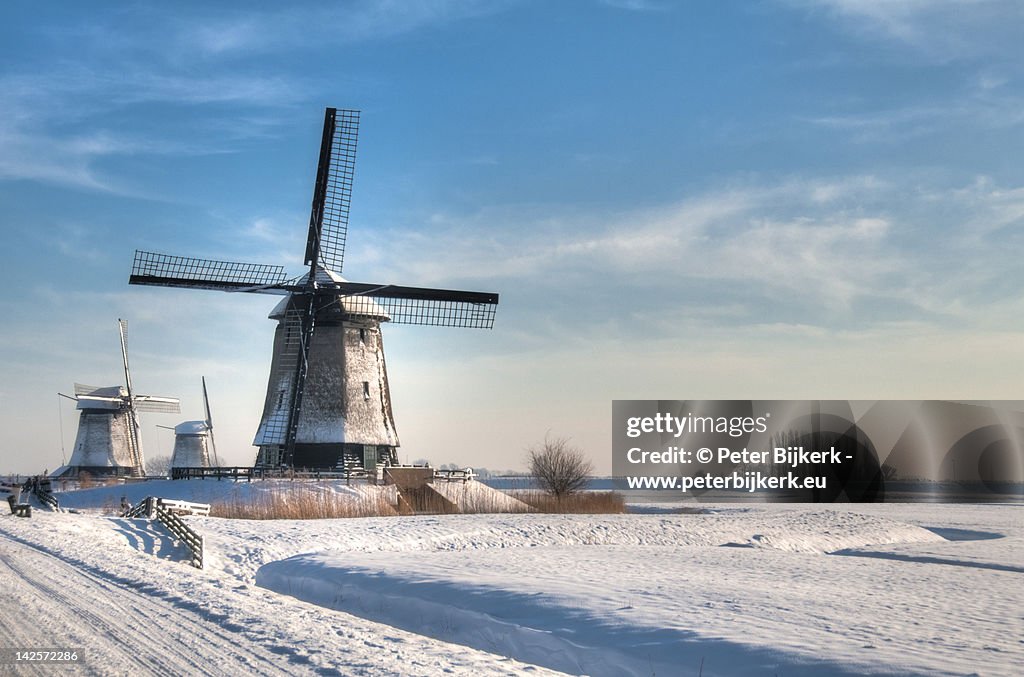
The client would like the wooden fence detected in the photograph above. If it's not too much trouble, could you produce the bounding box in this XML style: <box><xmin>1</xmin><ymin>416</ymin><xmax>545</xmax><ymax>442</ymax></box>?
<box><xmin>154</xmin><ymin>504</ymin><xmax>204</xmax><ymax>569</ymax></box>
<box><xmin>122</xmin><ymin>497</ymin><xmax>208</xmax><ymax>569</ymax></box>
<box><xmin>171</xmin><ymin>466</ymin><xmax>256</xmax><ymax>481</ymax></box>
<box><xmin>33</xmin><ymin>487</ymin><xmax>60</xmax><ymax>511</ymax></box>
<box><xmin>432</xmin><ymin>468</ymin><xmax>477</xmax><ymax>483</ymax></box>
<box><xmin>171</xmin><ymin>465</ymin><xmax>475</xmax><ymax>484</ymax></box>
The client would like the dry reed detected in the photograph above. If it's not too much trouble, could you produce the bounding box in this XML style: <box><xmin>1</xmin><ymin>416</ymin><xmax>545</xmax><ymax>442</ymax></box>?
<box><xmin>511</xmin><ymin>490</ymin><xmax>626</xmax><ymax>514</ymax></box>
<box><xmin>209</xmin><ymin>485</ymin><xmax>398</xmax><ymax>520</ymax></box>
<box><xmin>206</xmin><ymin>481</ymin><xmax>625</xmax><ymax>520</ymax></box>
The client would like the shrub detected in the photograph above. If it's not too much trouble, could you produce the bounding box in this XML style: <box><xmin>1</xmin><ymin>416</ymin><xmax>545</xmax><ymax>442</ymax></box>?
<box><xmin>145</xmin><ymin>455</ymin><xmax>172</xmax><ymax>477</ymax></box>
<box><xmin>527</xmin><ymin>434</ymin><xmax>594</xmax><ymax>499</ymax></box>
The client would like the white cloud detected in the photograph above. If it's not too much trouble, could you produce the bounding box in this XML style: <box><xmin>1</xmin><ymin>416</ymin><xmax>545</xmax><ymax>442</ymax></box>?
<box><xmin>598</xmin><ymin>0</ymin><xmax>669</xmax><ymax>11</ymax></box>
<box><xmin>231</xmin><ymin>216</ymin><xmax>307</xmax><ymax>269</ymax></box>
<box><xmin>0</xmin><ymin>64</ymin><xmax>299</xmax><ymax>193</ymax></box>
<box><xmin>0</xmin><ymin>1</ymin><xmax>513</xmax><ymax>195</ymax></box>
<box><xmin>786</xmin><ymin>0</ymin><xmax>1024</xmax><ymax>60</ymax></box>
<box><xmin>803</xmin><ymin>94</ymin><xmax>1024</xmax><ymax>144</ymax></box>
<box><xmin>350</xmin><ymin>174</ymin><xmax>1024</xmax><ymax>335</ymax></box>
<box><xmin>168</xmin><ymin>1</ymin><xmax>520</xmax><ymax>57</ymax></box>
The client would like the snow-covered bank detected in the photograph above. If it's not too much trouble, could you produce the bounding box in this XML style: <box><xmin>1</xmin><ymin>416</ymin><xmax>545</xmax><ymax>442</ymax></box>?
<box><xmin>249</xmin><ymin>506</ymin><xmax>1021</xmax><ymax>676</ymax></box>
<box><xmin>51</xmin><ymin>478</ymin><xmax>394</xmax><ymax>513</ymax></box>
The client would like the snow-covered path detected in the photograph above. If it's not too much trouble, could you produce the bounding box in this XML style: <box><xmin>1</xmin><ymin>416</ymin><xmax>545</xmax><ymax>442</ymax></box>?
<box><xmin>0</xmin><ymin>529</ymin><xmax>292</xmax><ymax>675</ymax></box>
<box><xmin>0</xmin><ymin>513</ymin><xmax>560</xmax><ymax>676</ymax></box>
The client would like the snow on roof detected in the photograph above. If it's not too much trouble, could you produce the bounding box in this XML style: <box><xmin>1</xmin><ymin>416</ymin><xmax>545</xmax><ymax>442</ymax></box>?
<box><xmin>339</xmin><ymin>295</ymin><xmax>389</xmax><ymax>320</ymax></box>
<box><xmin>174</xmin><ymin>420</ymin><xmax>210</xmax><ymax>435</ymax></box>
<box><xmin>430</xmin><ymin>481</ymin><xmax>533</xmax><ymax>513</ymax></box>
<box><xmin>267</xmin><ymin>269</ymin><xmax>390</xmax><ymax>321</ymax></box>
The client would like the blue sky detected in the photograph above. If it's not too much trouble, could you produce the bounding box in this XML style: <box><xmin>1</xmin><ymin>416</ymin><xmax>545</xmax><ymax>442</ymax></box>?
<box><xmin>1</xmin><ymin>0</ymin><xmax>1022</xmax><ymax>474</ymax></box>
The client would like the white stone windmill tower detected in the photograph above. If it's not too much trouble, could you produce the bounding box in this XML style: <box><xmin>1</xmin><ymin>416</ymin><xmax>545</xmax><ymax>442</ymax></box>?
<box><xmin>128</xmin><ymin>107</ymin><xmax>498</xmax><ymax>471</ymax></box>
<box><xmin>57</xmin><ymin>319</ymin><xmax>180</xmax><ymax>478</ymax></box>
<box><xmin>167</xmin><ymin>377</ymin><xmax>219</xmax><ymax>469</ymax></box>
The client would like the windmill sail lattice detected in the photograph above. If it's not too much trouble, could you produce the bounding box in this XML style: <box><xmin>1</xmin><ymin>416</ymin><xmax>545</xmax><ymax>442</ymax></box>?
<box><xmin>129</xmin><ymin>107</ymin><xmax>499</xmax><ymax>470</ymax></box>
<box><xmin>306</xmin><ymin>108</ymin><xmax>358</xmax><ymax>274</ymax></box>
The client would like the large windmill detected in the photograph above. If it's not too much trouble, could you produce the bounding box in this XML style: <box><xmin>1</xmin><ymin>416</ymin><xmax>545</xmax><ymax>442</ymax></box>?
<box><xmin>129</xmin><ymin>108</ymin><xmax>498</xmax><ymax>471</ymax></box>
<box><xmin>57</xmin><ymin>319</ymin><xmax>180</xmax><ymax>478</ymax></box>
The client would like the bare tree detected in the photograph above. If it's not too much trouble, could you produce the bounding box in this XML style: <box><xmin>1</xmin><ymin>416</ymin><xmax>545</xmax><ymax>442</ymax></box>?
<box><xmin>527</xmin><ymin>434</ymin><xmax>593</xmax><ymax>499</ymax></box>
<box><xmin>146</xmin><ymin>455</ymin><xmax>172</xmax><ymax>477</ymax></box>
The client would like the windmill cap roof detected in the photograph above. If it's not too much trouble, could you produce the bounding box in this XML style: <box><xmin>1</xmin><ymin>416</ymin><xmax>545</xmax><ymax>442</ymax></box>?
<box><xmin>174</xmin><ymin>420</ymin><xmax>210</xmax><ymax>435</ymax></box>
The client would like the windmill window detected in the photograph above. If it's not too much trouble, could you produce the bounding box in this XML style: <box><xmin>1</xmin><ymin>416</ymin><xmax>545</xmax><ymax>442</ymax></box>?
<box><xmin>359</xmin><ymin>328</ymin><xmax>367</xmax><ymax>344</ymax></box>
<box><xmin>362</xmin><ymin>381</ymin><xmax>370</xmax><ymax>400</ymax></box>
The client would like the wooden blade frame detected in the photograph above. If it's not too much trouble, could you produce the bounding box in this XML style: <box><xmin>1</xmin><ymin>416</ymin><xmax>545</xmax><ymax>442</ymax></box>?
<box><xmin>117</xmin><ymin>318</ymin><xmax>144</xmax><ymax>473</ymax></box>
<box><xmin>304</xmin><ymin>108</ymin><xmax>359</xmax><ymax>276</ymax></box>
<box><xmin>203</xmin><ymin>376</ymin><xmax>220</xmax><ymax>467</ymax></box>
<box><xmin>130</xmin><ymin>250</ymin><xmax>288</xmax><ymax>292</ymax></box>
<box><xmin>134</xmin><ymin>397</ymin><xmax>182</xmax><ymax>414</ymax></box>
<box><xmin>341</xmin><ymin>294</ymin><xmax>497</xmax><ymax>328</ymax></box>
<box><xmin>315</xmin><ymin>283</ymin><xmax>499</xmax><ymax>328</ymax></box>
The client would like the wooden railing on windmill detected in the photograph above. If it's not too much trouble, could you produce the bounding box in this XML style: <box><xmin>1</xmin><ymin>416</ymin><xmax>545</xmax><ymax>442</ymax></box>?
<box><xmin>169</xmin><ymin>463</ymin><xmax>477</xmax><ymax>489</ymax></box>
<box><xmin>128</xmin><ymin>107</ymin><xmax>499</xmax><ymax>479</ymax></box>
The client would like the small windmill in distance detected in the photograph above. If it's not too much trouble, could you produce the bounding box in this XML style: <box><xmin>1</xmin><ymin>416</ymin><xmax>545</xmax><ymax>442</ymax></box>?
<box><xmin>56</xmin><ymin>319</ymin><xmax>180</xmax><ymax>478</ymax></box>
<box><xmin>129</xmin><ymin>108</ymin><xmax>499</xmax><ymax>471</ymax></box>
<box><xmin>159</xmin><ymin>377</ymin><xmax>219</xmax><ymax>471</ymax></box>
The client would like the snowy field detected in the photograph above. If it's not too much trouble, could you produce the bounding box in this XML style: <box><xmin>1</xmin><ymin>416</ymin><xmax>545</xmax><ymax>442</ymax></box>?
<box><xmin>0</xmin><ymin>481</ymin><xmax>1020</xmax><ymax>676</ymax></box>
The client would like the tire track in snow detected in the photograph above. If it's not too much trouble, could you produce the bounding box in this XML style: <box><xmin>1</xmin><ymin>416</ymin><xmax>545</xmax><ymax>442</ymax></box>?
<box><xmin>0</xmin><ymin>531</ymin><xmax>297</xmax><ymax>676</ymax></box>
<box><xmin>0</xmin><ymin>568</ymin><xmax>51</xmax><ymax>677</ymax></box>
<box><xmin>1</xmin><ymin>518</ymin><xmax>565</xmax><ymax>677</ymax></box>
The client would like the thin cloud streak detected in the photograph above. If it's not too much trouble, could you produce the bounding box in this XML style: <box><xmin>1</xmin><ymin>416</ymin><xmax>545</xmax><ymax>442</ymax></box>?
<box><xmin>786</xmin><ymin>0</ymin><xmax>1024</xmax><ymax>61</ymax></box>
<box><xmin>803</xmin><ymin>97</ymin><xmax>1024</xmax><ymax>143</ymax></box>
<box><xmin>169</xmin><ymin>0</ymin><xmax>520</xmax><ymax>57</ymax></box>
<box><xmin>0</xmin><ymin>64</ymin><xmax>301</xmax><ymax>192</ymax></box>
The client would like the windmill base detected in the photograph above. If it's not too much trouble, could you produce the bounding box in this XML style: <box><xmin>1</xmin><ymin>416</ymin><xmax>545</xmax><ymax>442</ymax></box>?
<box><xmin>256</xmin><ymin>443</ymin><xmax>398</xmax><ymax>471</ymax></box>
<box><xmin>52</xmin><ymin>465</ymin><xmax>140</xmax><ymax>479</ymax></box>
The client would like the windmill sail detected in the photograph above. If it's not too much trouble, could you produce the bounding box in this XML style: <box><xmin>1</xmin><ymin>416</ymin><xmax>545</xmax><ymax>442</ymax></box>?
<box><xmin>118</xmin><ymin>317</ymin><xmax>143</xmax><ymax>473</ymax></box>
<box><xmin>305</xmin><ymin>108</ymin><xmax>359</xmax><ymax>275</ymax></box>
<box><xmin>334</xmin><ymin>283</ymin><xmax>498</xmax><ymax>328</ymax></box>
<box><xmin>252</xmin><ymin>306</ymin><xmax>306</xmax><ymax>447</ymax></box>
<box><xmin>134</xmin><ymin>397</ymin><xmax>183</xmax><ymax>413</ymax></box>
<box><xmin>130</xmin><ymin>251</ymin><xmax>289</xmax><ymax>291</ymax></box>
<box><xmin>203</xmin><ymin>376</ymin><xmax>219</xmax><ymax>466</ymax></box>
<box><xmin>74</xmin><ymin>382</ymin><xmax>104</xmax><ymax>396</ymax></box>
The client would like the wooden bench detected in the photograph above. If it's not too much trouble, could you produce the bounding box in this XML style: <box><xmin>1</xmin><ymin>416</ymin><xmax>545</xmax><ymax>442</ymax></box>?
<box><xmin>7</xmin><ymin>496</ymin><xmax>31</xmax><ymax>517</ymax></box>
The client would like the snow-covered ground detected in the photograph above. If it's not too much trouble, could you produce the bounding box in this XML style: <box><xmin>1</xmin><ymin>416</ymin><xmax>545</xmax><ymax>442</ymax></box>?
<box><xmin>1</xmin><ymin>480</ymin><xmax>1020</xmax><ymax>676</ymax></box>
